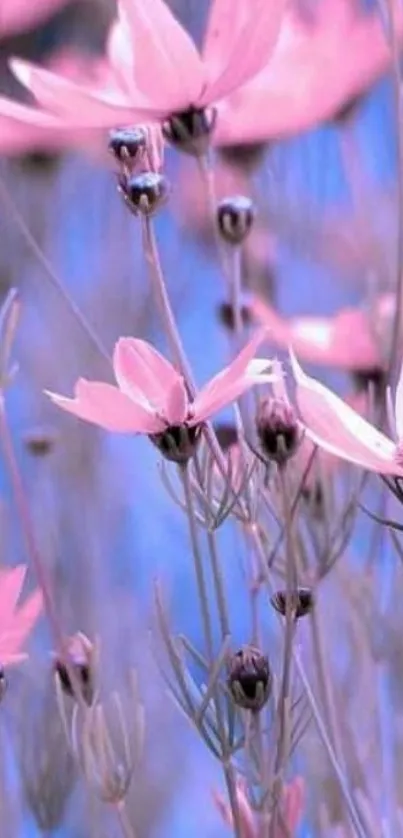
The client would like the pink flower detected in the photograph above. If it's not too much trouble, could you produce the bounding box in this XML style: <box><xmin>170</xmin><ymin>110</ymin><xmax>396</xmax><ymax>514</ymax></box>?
<box><xmin>214</xmin><ymin>775</ymin><xmax>304</xmax><ymax>838</ymax></box>
<box><xmin>290</xmin><ymin>351</ymin><xmax>403</xmax><ymax>476</ymax></box>
<box><xmin>0</xmin><ymin>0</ymin><xmax>69</xmax><ymax>38</ymax></box>
<box><xmin>10</xmin><ymin>0</ymin><xmax>285</xmax><ymax>130</ymax></box>
<box><xmin>250</xmin><ymin>294</ymin><xmax>384</xmax><ymax>373</ymax></box>
<box><xmin>0</xmin><ymin>565</ymin><xmax>42</xmax><ymax>666</ymax></box>
<box><xmin>45</xmin><ymin>332</ymin><xmax>276</xmax><ymax>436</ymax></box>
<box><xmin>215</xmin><ymin>0</ymin><xmax>403</xmax><ymax>145</ymax></box>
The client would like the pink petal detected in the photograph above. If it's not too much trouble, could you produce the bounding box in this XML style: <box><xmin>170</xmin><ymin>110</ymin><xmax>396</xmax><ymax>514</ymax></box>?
<box><xmin>118</xmin><ymin>0</ymin><xmax>204</xmax><ymax>111</ymax></box>
<box><xmin>46</xmin><ymin>379</ymin><xmax>164</xmax><ymax>434</ymax></box>
<box><xmin>202</xmin><ymin>0</ymin><xmax>285</xmax><ymax>105</ymax></box>
<box><xmin>10</xmin><ymin>59</ymin><xmax>146</xmax><ymax>128</ymax></box>
<box><xmin>0</xmin><ymin>0</ymin><xmax>69</xmax><ymax>38</ymax></box>
<box><xmin>0</xmin><ymin>566</ymin><xmax>26</xmax><ymax>630</ymax></box>
<box><xmin>113</xmin><ymin>338</ymin><xmax>188</xmax><ymax>424</ymax></box>
<box><xmin>191</xmin><ymin>330</ymin><xmax>272</xmax><ymax>422</ymax></box>
<box><xmin>291</xmin><ymin>351</ymin><xmax>400</xmax><ymax>475</ymax></box>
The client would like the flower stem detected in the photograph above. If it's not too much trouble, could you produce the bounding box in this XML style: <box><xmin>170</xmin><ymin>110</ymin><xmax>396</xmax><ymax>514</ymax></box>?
<box><xmin>115</xmin><ymin>801</ymin><xmax>138</xmax><ymax>838</ymax></box>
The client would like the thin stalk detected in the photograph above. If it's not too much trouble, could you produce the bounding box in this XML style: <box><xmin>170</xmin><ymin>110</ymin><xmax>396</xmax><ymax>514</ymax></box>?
<box><xmin>115</xmin><ymin>801</ymin><xmax>138</xmax><ymax>838</ymax></box>
<box><xmin>309</xmin><ymin>605</ymin><xmax>343</xmax><ymax>762</ymax></box>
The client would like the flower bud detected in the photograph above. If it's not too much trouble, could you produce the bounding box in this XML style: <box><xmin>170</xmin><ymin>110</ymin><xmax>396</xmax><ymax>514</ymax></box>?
<box><xmin>163</xmin><ymin>106</ymin><xmax>216</xmax><ymax>156</ymax></box>
<box><xmin>217</xmin><ymin>298</ymin><xmax>252</xmax><ymax>331</ymax></box>
<box><xmin>228</xmin><ymin>646</ymin><xmax>271</xmax><ymax>712</ymax></box>
<box><xmin>256</xmin><ymin>397</ymin><xmax>300</xmax><ymax>465</ymax></box>
<box><xmin>149</xmin><ymin>422</ymin><xmax>203</xmax><ymax>464</ymax></box>
<box><xmin>54</xmin><ymin>632</ymin><xmax>95</xmax><ymax>705</ymax></box>
<box><xmin>108</xmin><ymin>127</ymin><xmax>146</xmax><ymax>166</ymax></box>
<box><xmin>0</xmin><ymin>667</ymin><xmax>7</xmax><ymax>702</ymax></box>
<box><xmin>271</xmin><ymin>587</ymin><xmax>314</xmax><ymax>619</ymax></box>
<box><xmin>217</xmin><ymin>196</ymin><xmax>255</xmax><ymax>245</ymax></box>
<box><xmin>118</xmin><ymin>171</ymin><xmax>169</xmax><ymax>216</ymax></box>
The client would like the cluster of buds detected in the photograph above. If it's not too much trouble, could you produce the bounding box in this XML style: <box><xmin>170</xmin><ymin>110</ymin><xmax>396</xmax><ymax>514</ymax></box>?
<box><xmin>227</xmin><ymin>645</ymin><xmax>271</xmax><ymax>712</ymax></box>
<box><xmin>110</xmin><ymin>124</ymin><xmax>169</xmax><ymax>217</ymax></box>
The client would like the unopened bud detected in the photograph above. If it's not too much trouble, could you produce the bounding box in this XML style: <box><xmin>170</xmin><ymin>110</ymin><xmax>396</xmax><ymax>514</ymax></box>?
<box><xmin>228</xmin><ymin>646</ymin><xmax>271</xmax><ymax>712</ymax></box>
<box><xmin>118</xmin><ymin>171</ymin><xmax>169</xmax><ymax>216</ymax></box>
<box><xmin>108</xmin><ymin>127</ymin><xmax>146</xmax><ymax>166</ymax></box>
<box><xmin>163</xmin><ymin>106</ymin><xmax>216</xmax><ymax>156</ymax></box>
<box><xmin>0</xmin><ymin>667</ymin><xmax>7</xmax><ymax>702</ymax></box>
<box><xmin>217</xmin><ymin>196</ymin><xmax>255</xmax><ymax>245</ymax></box>
<box><xmin>149</xmin><ymin>422</ymin><xmax>203</xmax><ymax>464</ymax></box>
<box><xmin>256</xmin><ymin>397</ymin><xmax>300</xmax><ymax>465</ymax></box>
<box><xmin>271</xmin><ymin>587</ymin><xmax>314</xmax><ymax>619</ymax></box>
<box><xmin>217</xmin><ymin>298</ymin><xmax>252</xmax><ymax>331</ymax></box>
<box><xmin>54</xmin><ymin>632</ymin><xmax>95</xmax><ymax>705</ymax></box>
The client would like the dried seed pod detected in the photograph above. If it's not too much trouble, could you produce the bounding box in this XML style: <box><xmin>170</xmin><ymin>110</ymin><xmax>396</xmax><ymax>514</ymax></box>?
<box><xmin>228</xmin><ymin>646</ymin><xmax>271</xmax><ymax>712</ymax></box>
<box><xmin>217</xmin><ymin>196</ymin><xmax>255</xmax><ymax>245</ymax></box>
<box><xmin>271</xmin><ymin>587</ymin><xmax>314</xmax><ymax>619</ymax></box>
<box><xmin>118</xmin><ymin>171</ymin><xmax>170</xmax><ymax>216</ymax></box>
<box><xmin>149</xmin><ymin>422</ymin><xmax>203</xmax><ymax>464</ymax></box>
<box><xmin>163</xmin><ymin>106</ymin><xmax>216</xmax><ymax>156</ymax></box>
<box><xmin>256</xmin><ymin>397</ymin><xmax>300</xmax><ymax>465</ymax></box>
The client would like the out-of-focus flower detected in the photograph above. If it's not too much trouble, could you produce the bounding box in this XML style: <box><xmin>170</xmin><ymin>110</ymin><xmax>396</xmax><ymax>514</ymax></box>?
<box><xmin>215</xmin><ymin>0</ymin><xmax>403</xmax><ymax>146</ymax></box>
<box><xmin>54</xmin><ymin>632</ymin><xmax>96</xmax><ymax>705</ymax></box>
<box><xmin>0</xmin><ymin>0</ymin><xmax>69</xmax><ymax>38</ymax></box>
<box><xmin>46</xmin><ymin>332</ymin><xmax>277</xmax><ymax>442</ymax></box>
<box><xmin>290</xmin><ymin>351</ymin><xmax>403</xmax><ymax>476</ymax></box>
<box><xmin>10</xmin><ymin>0</ymin><xmax>285</xmax><ymax>136</ymax></box>
<box><xmin>0</xmin><ymin>565</ymin><xmax>42</xmax><ymax>666</ymax></box>
<box><xmin>214</xmin><ymin>774</ymin><xmax>304</xmax><ymax>837</ymax></box>
<box><xmin>250</xmin><ymin>293</ymin><xmax>392</xmax><ymax>374</ymax></box>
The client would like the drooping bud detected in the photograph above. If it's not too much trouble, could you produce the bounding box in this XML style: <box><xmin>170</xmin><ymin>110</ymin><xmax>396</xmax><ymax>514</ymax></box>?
<box><xmin>217</xmin><ymin>298</ymin><xmax>253</xmax><ymax>331</ymax></box>
<box><xmin>162</xmin><ymin>106</ymin><xmax>217</xmax><ymax>156</ymax></box>
<box><xmin>256</xmin><ymin>397</ymin><xmax>300</xmax><ymax>465</ymax></box>
<box><xmin>54</xmin><ymin>632</ymin><xmax>95</xmax><ymax>705</ymax></box>
<box><xmin>217</xmin><ymin>196</ymin><xmax>255</xmax><ymax>245</ymax></box>
<box><xmin>228</xmin><ymin>646</ymin><xmax>271</xmax><ymax>712</ymax></box>
<box><xmin>271</xmin><ymin>587</ymin><xmax>314</xmax><ymax>619</ymax></box>
<box><xmin>149</xmin><ymin>422</ymin><xmax>203</xmax><ymax>464</ymax></box>
<box><xmin>108</xmin><ymin>127</ymin><xmax>146</xmax><ymax>167</ymax></box>
<box><xmin>118</xmin><ymin>171</ymin><xmax>170</xmax><ymax>216</ymax></box>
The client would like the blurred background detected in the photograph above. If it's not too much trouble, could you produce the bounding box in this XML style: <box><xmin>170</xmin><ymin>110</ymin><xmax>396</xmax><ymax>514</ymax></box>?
<box><xmin>0</xmin><ymin>0</ymin><xmax>400</xmax><ymax>836</ymax></box>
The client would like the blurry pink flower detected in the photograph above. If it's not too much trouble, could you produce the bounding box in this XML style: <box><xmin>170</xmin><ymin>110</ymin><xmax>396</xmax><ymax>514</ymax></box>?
<box><xmin>45</xmin><ymin>333</ymin><xmax>276</xmax><ymax>435</ymax></box>
<box><xmin>0</xmin><ymin>0</ymin><xmax>69</xmax><ymax>38</ymax></box>
<box><xmin>215</xmin><ymin>0</ymin><xmax>403</xmax><ymax>145</ymax></box>
<box><xmin>250</xmin><ymin>294</ymin><xmax>383</xmax><ymax>373</ymax></box>
<box><xmin>214</xmin><ymin>775</ymin><xmax>304</xmax><ymax>838</ymax></box>
<box><xmin>10</xmin><ymin>0</ymin><xmax>285</xmax><ymax>131</ymax></box>
<box><xmin>290</xmin><ymin>351</ymin><xmax>403</xmax><ymax>476</ymax></box>
<box><xmin>0</xmin><ymin>565</ymin><xmax>42</xmax><ymax>666</ymax></box>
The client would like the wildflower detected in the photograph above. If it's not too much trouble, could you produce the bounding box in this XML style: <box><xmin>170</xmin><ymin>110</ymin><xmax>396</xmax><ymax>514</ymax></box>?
<box><xmin>250</xmin><ymin>294</ymin><xmax>381</xmax><ymax>373</ymax></box>
<box><xmin>0</xmin><ymin>565</ymin><xmax>42</xmax><ymax>666</ymax></box>
<box><xmin>54</xmin><ymin>632</ymin><xmax>95</xmax><ymax>705</ymax></box>
<box><xmin>271</xmin><ymin>587</ymin><xmax>314</xmax><ymax>619</ymax></box>
<box><xmin>118</xmin><ymin>171</ymin><xmax>169</xmax><ymax>216</ymax></box>
<box><xmin>45</xmin><ymin>332</ymin><xmax>277</xmax><ymax>463</ymax></box>
<box><xmin>290</xmin><ymin>351</ymin><xmax>403</xmax><ymax>476</ymax></box>
<box><xmin>227</xmin><ymin>645</ymin><xmax>271</xmax><ymax>712</ymax></box>
<box><xmin>256</xmin><ymin>396</ymin><xmax>301</xmax><ymax>465</ymax></box>
<box><xmin>214</xmin><ymin>0</ymin><xmax>403</xmax><ymax>146</ymax></box>
<box><xmin>217</xmin><ymin>196</ymin><xmax>255</xmax><ymax>245</ymax></box>
<box><xmin>10</xmin><ymin>0</ymin><xmax>285</xmax><ymax>148</ymax></box>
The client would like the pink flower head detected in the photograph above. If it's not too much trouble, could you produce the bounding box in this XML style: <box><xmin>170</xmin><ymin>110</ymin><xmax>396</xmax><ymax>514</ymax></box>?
<box><xmin>215</xmin><ymin>0</ymin><xmax>403</xmax><ymax>146</ymax></box>
<box><xmin>0</xmin><ymin>565</ymin><xmax>42</xmax><ymax>666</ymax></box>
<box><xmin>0</xmin><ymin>0</ymin><xmax>69</xmax><ymax>38</ymax></box>
<box><xmin>250</xmin><ymin>294</ymin><xmax>382</xmax><ymax>373</ymax></box>
<box><xmin>214</xmin><ymin>775</ymin><xmax>304</xmax><ymax>838</ymax></box>
<box><xmin>290</xmin><ymin>351</ymin><xmax>403</xmax><ymax>476</ymax></box>
<box><xmin>46</xmin><ymin>332</ymin><xmax>276</xmax><ymax>438</ymax></box>
<box><xmin>10</xmin><ymin>0</ymin><xmax>286</xmax><ymax>131</ymax></box>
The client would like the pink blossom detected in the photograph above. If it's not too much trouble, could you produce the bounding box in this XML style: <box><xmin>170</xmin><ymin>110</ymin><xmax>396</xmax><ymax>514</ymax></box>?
<box><xmin>10</xmin><ymin>0</ymin><xmax>285</xmax><ymax>130</ymax></box>
<box><xmin>250</xmin><ymin>294</ymin><xmax>383</xmax><ymax>372</ymax></box>
<box><xmin>0</xmin><ymin>0</ymin><xmax>69</xmax><ymax>38</ymax></box>
<box><xmin>45</xmin><ymin>332</ymin><xmax>276</xmax><ymax>435</ymax></box>
<box><xmin>214</xmin><ymin>775</ymin><xmax>304</xmax><ymax>838</ymax></box>
<box><xmin>290</xmin><ymin>351</ymin><xmax>403</xmax><ymax>476</ymax></box>
<box><xmin>215</xmin><ymin>0</ymin><xmax>403</xmax><ymax>145</ymax></box>
<box><xmin>0</xmin><ymin>565</ymin><xmax>42</xmax><ymax>666</ymax></box>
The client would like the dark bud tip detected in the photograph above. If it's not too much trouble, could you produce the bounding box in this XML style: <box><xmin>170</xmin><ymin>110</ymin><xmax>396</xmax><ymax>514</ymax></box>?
<box><xmin>214</xmin><ymin>422</ymin><xmax>238</xmax><ymax>452</ymax></box>
<box><xmin>54</xmin><ymin>658</ymin><xmax>93</xmax><ymax>705</ymax></box>
<box><xmin>256</xmin><ymin>397</ymin><xmax>300</xmax><ymax>465</ymax></box>
<box><xmin>228</xmin><ymin>645</ymin><xmax>271</xmax><ymax>712</ymax></box>
<box><xmin>108</xmin><ymin>127</ymin><xmax>146</xmax><ymax>165</ymax></box>
<box><xmin>217</xmin><ymin>297</ymin><xmax>253</xmax><ymax>331</ymax></box>
<box><xmin>0</xmin><ymin>668</ymin><xmax>7</xmax><ymax>702</ymax></box>
<box><xmin>271</xmin><ymin>586</ymin><xmax>314</xmax><ymax>619</ymax></box>
<box><xmin>162</xmin><ymin>106</ymin><xmax>217</xmax><ymax>156</ymax></box>
<box><xmin>149</xmin><ymin>422</ymin><xmax>203</xmax><ymax>464</ymax></box>
<box><xmin>217</xmin><ymin>195</ymin><xmax>255</xmax><ymax>245</ymax></box>
<box><xmin>118</xmin><ymin>171</ymin><xmax>169</xmax><ymax>217</ymax></box>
